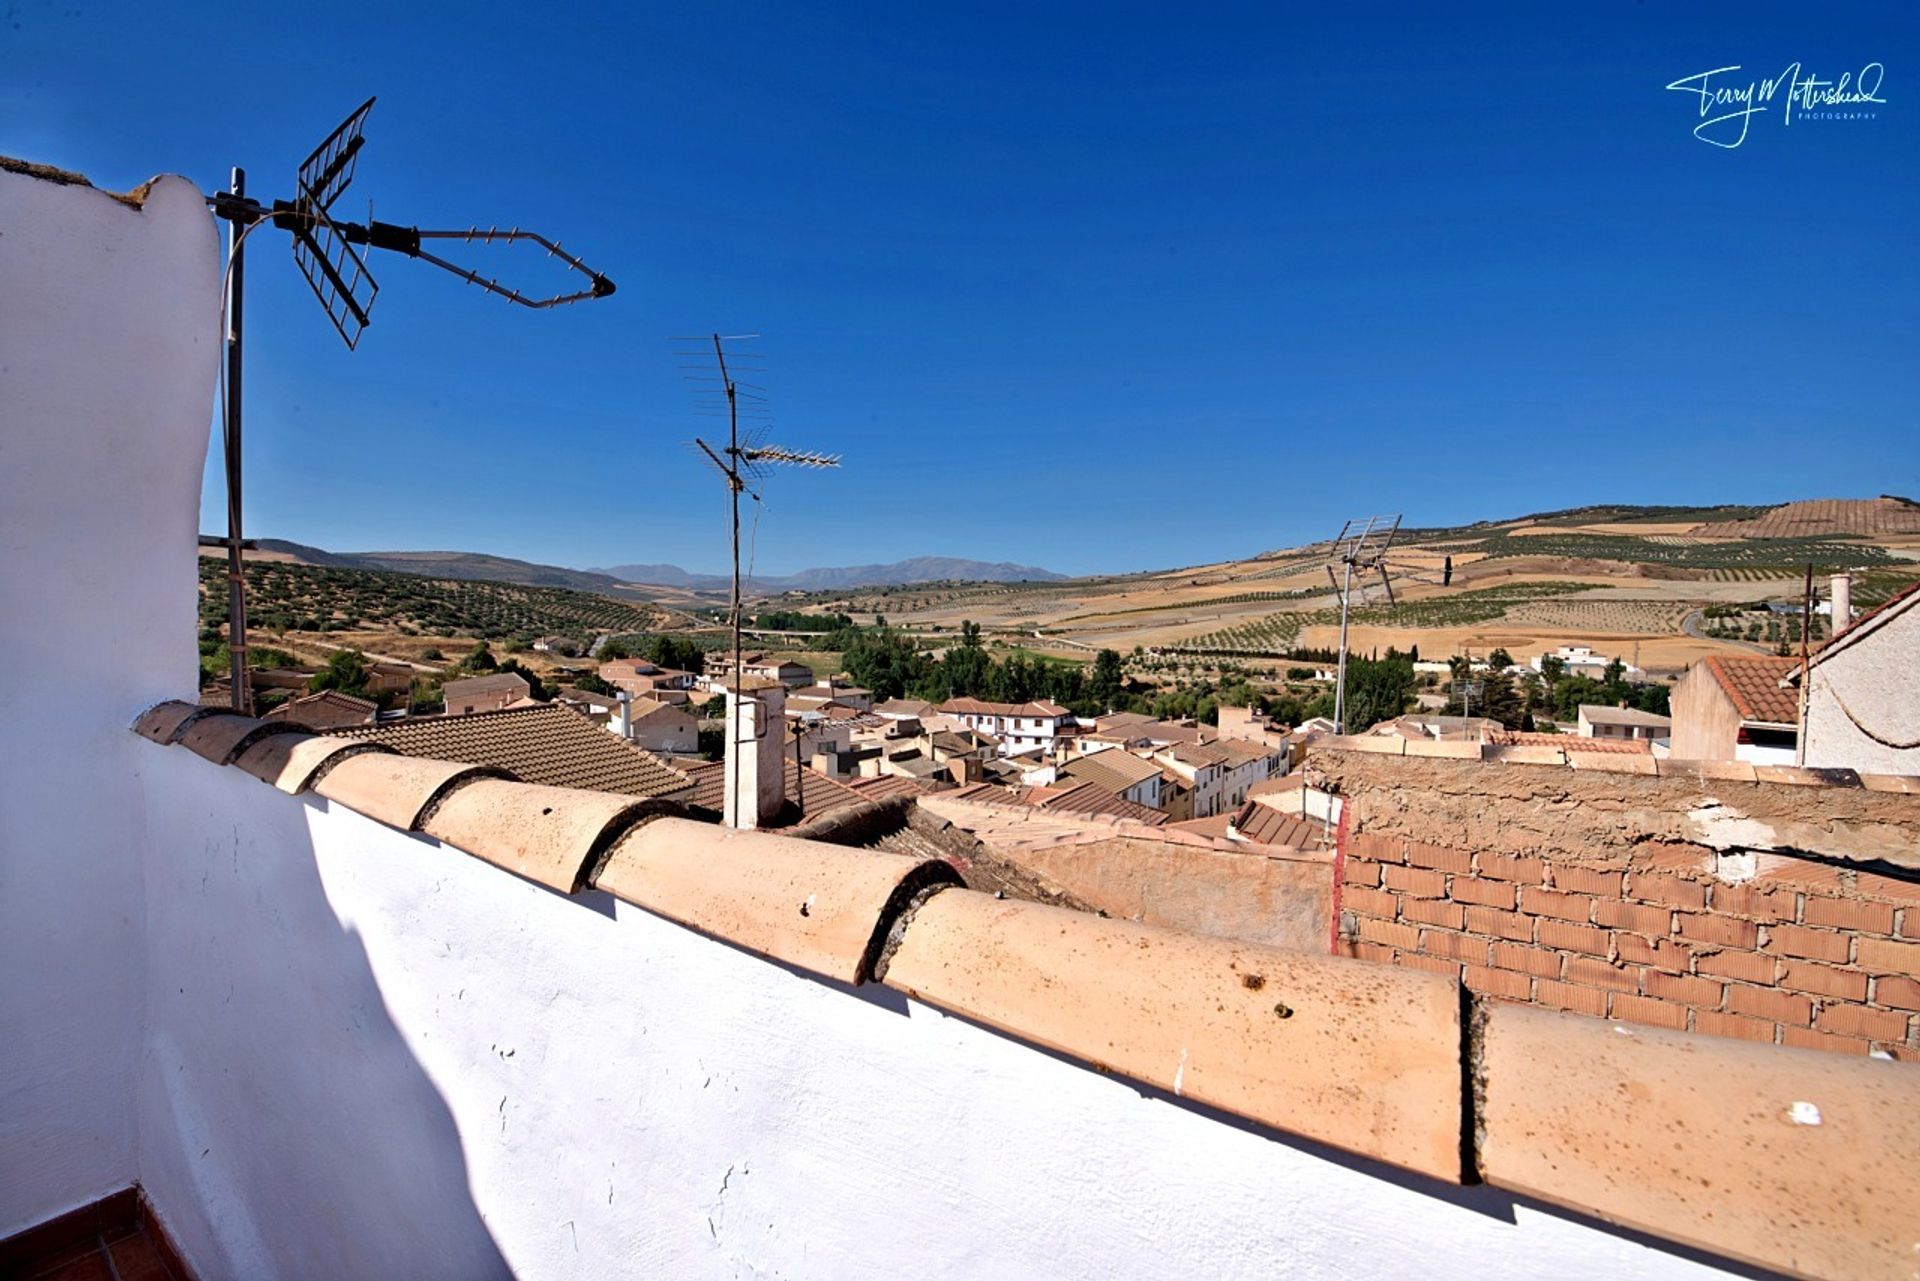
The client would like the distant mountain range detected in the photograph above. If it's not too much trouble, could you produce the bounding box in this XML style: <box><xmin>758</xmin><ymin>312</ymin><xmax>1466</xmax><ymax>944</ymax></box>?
<box><xmin>254</xmin><ymin>541</ymin><xmax>628</xmax><ymax>593</ymax></box>
<box><xmin>247</xmin><ymin>540</ymin><xmax>1064</xmax><ymax>595</ymax></box>
<box><xmin>593</xmin><ymin>557</ymin><xmax>1067</xmax><ymax>591</ymax></box>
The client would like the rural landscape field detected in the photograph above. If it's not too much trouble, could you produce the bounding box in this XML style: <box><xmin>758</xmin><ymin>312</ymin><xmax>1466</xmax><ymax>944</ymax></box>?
<box><xmin>202</xmin><ymin>496</ymin><xmax>1920</xmax><ymax>701</ymax></box>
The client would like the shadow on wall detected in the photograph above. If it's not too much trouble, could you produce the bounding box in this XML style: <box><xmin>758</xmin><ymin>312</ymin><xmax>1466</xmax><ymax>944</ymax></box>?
<box><xmin>137</xmin><ymin>776</ymin><xmax>511</xmax><ymax>1279</ymax></box>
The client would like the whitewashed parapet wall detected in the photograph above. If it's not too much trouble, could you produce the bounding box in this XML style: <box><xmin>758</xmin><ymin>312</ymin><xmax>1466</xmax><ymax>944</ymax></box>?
<box><xmin>0</xmin><ymin>166</ymin><xmax>218</xmax><ymax>1236</ymax></box>
<box><xmin>134</xmin><ymin>750</ymin><xmax>1747</xmax><ymax>1281</ymax></box>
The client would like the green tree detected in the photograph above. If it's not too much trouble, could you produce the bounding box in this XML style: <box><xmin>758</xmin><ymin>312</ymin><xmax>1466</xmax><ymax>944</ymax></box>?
<box><xmin>1089</xmin><ymin>649</ymin><xmax>1124</xmax><ymax>708</ymax></box>
<box><xmin>1487</xmin><ymin>647</ymin><xmax>1514</xmax><ymax>670</ymax></box>
<box><xmin>310</xmin><ymin>649</ymin><xmax>371</xmax><ymax>697</ymax></box>
<box><xmin>465</xmin><ymin>640</ymin><xmax>498</xmax><ymax>672</ymax></box>
<box><xmin>497</xmin><ymin>658</ymin><xmax>548</xmax><ymax>701</ymax></box>
<box><xmin>1341</xmin><ymin>656</ymin><xmax>1416</xmax><ymax>731</ymax></box>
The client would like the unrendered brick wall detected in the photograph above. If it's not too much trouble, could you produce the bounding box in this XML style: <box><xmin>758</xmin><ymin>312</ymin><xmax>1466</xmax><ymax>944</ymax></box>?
<box><xmin>1317</xmin><ymin>751</ymin><xmax>1920</xmax><ymax>1059</ymax></box>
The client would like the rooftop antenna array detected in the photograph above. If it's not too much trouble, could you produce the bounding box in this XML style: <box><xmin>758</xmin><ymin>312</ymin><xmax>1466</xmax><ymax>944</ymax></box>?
<box><xmin>1324</xmin><ymin>515</ymin><xmax>1401</xmax><ymax>734</ymax></box>
<box><xmin>1319</xmin><ymin>516</ymin><xmax>1464</xmax><ymax>733</ymax></box>
<box><xmin>677</xmin><ymin>334</ymin><xmax>840</xmax><ymax>826</ymax></box>
<box><xmin>202</xmin><ymin>98</ymin><xmax>616</xmax><ymax>712</ymax></box>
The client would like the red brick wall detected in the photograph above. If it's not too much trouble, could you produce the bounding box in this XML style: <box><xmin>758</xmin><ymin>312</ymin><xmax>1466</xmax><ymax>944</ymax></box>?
<box><xmin>1336</xmin><ymin>829</ymin><xmax>1920</xmax><ymax>1059</ymax></box>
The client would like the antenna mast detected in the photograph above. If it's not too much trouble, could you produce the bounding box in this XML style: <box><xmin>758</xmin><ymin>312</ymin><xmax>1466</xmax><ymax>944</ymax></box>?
<box><xmin>1325</xmin><ymin>515</ymin><xmax>1401</xmax><ymax>734</ymax></box>
<box><xmin>680</xmin><ymin>334</ymin><xmax>840</xmax><ymax>826</ymax></box>
<box><xmin>204</xmin><ymin>97</ymin><xmax>616</xmax><ymax>713</ymax></box>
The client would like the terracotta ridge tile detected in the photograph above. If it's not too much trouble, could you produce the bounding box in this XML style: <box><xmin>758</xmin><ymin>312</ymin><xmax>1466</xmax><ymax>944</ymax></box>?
<box><xmin>421</xmin><ymin>780</ymin><xmax>685</xmax><ymax>894</ymax></box>
<box><xmin>178</xmin><ymin>713</ymin><xmax>307</xmax><ymax>766</ymax></box>
<box><xmin>132</xmin><ymin>699</ymin><xmax>205</xmax><ymax>744</ymax></box>
<box><xmin>593</xmin><ymin>817</ymin><xmax>963</xmax><ymax>985</ymax></box>
<box><xmin>236</xmin><ymin>735</ymin><xmax>393</xmax><ymax>794</ymax></box>
<box><xmin>312</xmin><ymin>753</ymin><xmax>512</xmax><ymax>831</ymax></box>
<box><xmin>882</xmin><ymin>889</ymin><xmax>1464</xmax><ymax>1180</ymax></box>
<box><xmin>1480</xmin><ymin>1003</ymin><xmax>1920</xmax><ymax>1279</ymax></box>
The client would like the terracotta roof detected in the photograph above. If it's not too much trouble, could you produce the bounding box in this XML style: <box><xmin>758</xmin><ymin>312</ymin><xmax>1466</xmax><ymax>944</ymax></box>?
<box><xmin>1058</xmin><ymin>749</ymin><xmax>1164</xmax><ymax>793</ymax></box>
<box><xmin>680</xmin><ymin>757</ymin><xmax>871</xmax><ymax>824</ymax></box>
<box><xmin>1248</xmin><ymin>772</ymin><xmax>1308</xmax><ymax>799</ymax></box>
<box><xmin>329</xmin><ymin>703</ymin><xmax>691</xmax><ymax>799</ymax></box>
<box><xmin>1701</xmin><ymin>656</ymin><xmax>1801</xmax><ymax>726</ymax></box>
<box><xmin>1211</xmin><ymin>737</ymin><xmax>1276</xmax><ymax>767</ymax></box>
<box><xmin>554</xmin><ymin>685</ymin><xmax>620</xmax><ymax>707</ymax></box>
<box><xmin>1577</xmin><ymin>704</ymin><xmax>1672</xmax><ymax>727</ymax></box>
<box><xmin>442</xmin><ymin>672</ymin><xmax>531</xmax><ymax>701</ymax></box>
<box><xmin>1225</xmin><ymin>800</ymin><xmax>1331</xmax><ymax>849</ymax></box>
<box><xmin>261</xmin><ymin>690</ymin><xmax>378</xmax><ymax>730</ymax></box>
<box><xmin>1490</xmin><ymin>730</ymin><xmax>1651</xmax><ymax>755</ymax></box>
<box><xmin>947</xmin><ymin>780</ymin><xmax>1168</xmax><ymax>826</ymax></box>
<box><xmin>846</xmin><ymin>773</ymin><xmax>949</xmax><ymax>801</ymax></box>
<box><xmin>1162</xmin><ymin>740</ymin><xmax>1231</xmax><ymax>768</ymax></box>
<box><xmin>873</xmin><ymin>698</ymin><xmax>931</xmax><ymax>717</ymax></box>
<box><xmin>940</xmin><ymin>697</ymin><xmax>1072</xmax><ymax>718</ymax></box>
<box><xmin>628</xmin><ymin>696</ymin><xmax>693</xmax><ymax>724</ymax></box>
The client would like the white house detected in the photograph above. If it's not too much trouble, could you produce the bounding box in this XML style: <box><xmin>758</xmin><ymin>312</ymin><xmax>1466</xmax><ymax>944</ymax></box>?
<box><xmin>1576</xmin><ymin>704</ymin><xmax>1672</xmax><ymax>743</ymax></box>
<box><xmin>937</xmin><ymin>698</ymin><xmax>1077</xmax><ymax>758</ymax></box>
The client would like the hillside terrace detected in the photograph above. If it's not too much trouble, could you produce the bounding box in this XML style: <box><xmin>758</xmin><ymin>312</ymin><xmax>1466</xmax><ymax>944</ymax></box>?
<box><xmin>6</xmin><ymin>158</ymin><xmax>1920</xmax><ymax>1281</ymax></box>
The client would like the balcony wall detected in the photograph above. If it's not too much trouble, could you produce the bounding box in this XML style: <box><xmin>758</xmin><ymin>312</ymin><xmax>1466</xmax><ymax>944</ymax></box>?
<box><xmin>131</xmin><ymin>744</ymin><xmax>1746</xmax><ymax>1280</ymax></box>
<box><xmin>0</xmin><ymin>164</ymin><xmax>217</xmax><ymax>1236</ymax></box>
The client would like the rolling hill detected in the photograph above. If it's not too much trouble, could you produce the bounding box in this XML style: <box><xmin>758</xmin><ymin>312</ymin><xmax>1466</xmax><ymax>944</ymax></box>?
<box><xmin>593</xmin><ymin>556</ymin><xmax>1067</xmax><ymax>591</ymax></box>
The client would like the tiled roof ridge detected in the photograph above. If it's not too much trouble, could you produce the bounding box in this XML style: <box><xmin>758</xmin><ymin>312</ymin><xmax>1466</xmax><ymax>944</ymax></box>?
<box><xmin>1702</xmin><ymin>653</ymin><xmax>1802</xmax><ymax>725</ymax></box>
<box><xmin>132</xmin><ymin>698</ymin><xmax>1920</xmax><ymax>1280</ymax></box>
<box><xmin>325</xmin><ymin>700</ymin><xmax>692</xmax><ymax>797</ymax></box>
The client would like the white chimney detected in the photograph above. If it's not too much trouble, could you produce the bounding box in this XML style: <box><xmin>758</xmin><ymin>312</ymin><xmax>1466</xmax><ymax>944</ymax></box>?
<box><xmin>724</xmin><ymin>678</ymin><xmax>786</xmax><ymax>829</ymax></box>
<box><xmin>616</xmin><ymin>689</ymin><xmax>633</xmax><ymax>739</ymax></box>
<box><xmin>1831</xmin><ymin>573</ymin><xmax>1852</xmax><ymax>636</ymax></box>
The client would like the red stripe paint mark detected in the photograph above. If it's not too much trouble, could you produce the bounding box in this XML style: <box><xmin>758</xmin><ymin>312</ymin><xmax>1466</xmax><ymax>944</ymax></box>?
<box><xmin>1328</xmin><ymin>798</ymin><xmax>1354</xmax><ymax>956</ymax></box>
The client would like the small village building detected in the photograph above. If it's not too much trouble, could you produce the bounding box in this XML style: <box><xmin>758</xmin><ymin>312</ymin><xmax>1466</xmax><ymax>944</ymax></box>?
<box><xmin>260</xmin><ymin>690</ymin><xmax>379</xmax><ymax>731</ymax></box>
<box><xmin>1668</xmin><ymin>655</ymin><xmax>1800</xmax><ymax>764</ymax></box>
<box><xmin>442</xmin><ymin>671</ymin><xmax>531</xmax><ymax>716</ymax></box>
<box><xmin>620</xmin><ymin>696</ymin><xmax>698</xmax><ymax>756</ymax></box>
<box><xmin>938</xmin><ymin>698</ymin><xmax>1076</xmax><ymax>758</ymax></box>
<box><xmin>1576</xmin><ymin>704</ymin><xmax>1671</xmax><ymax>743</ymax></box>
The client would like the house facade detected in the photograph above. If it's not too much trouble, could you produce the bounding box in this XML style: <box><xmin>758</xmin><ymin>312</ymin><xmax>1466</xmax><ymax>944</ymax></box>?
<box><xmin>938</xmin><ymin>698</ymin><xmax>1076</xmax><ymax>758</ymax></box>
<box><xmin>1668</xmin><ymin>656</ymin><xmax>1799</xmax><ymax>764</ymax></box>
<box><xmin>1576</xmin><ymin>704</ymin><xmax>1672</xmax><ymax>743</ymax></box>
<box><xmin>443</xmin><ymin>672</ymin><xmax>531</xmax><ymax>716</ymax></box>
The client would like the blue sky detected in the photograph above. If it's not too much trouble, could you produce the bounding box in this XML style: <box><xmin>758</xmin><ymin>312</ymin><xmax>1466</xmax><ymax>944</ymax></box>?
<box><xmin>5</xmin><ymin>3</ymin><xmax>1915</xmax><ymax>576</ymax></box>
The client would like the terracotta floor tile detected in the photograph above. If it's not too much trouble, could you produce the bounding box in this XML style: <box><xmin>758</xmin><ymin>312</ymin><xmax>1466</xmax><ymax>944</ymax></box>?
<box><xmin>26</xmin><ymin>1245</ymin><xmax>114</xmax><ymax>1281</ymax></box>
<box><xmin>108</xmin><ymin>1233</ymin><xmax>181</xmax><ymax>1281</ymax></box>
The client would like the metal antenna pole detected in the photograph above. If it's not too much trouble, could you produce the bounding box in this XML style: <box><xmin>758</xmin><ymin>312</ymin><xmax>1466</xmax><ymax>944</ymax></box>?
<box><xmin>224</xmin><ymin>167</ymin><xmax>252</xmax><ymax>714</ymax></box>
<box><xmin>1333</xmin><ymin>558</ymin><xmax>1354</xmax><ymax>734</ymax></box>
<box><xmin>716</xmin><ymin>334</ymin><xmax>745</xmax><ymax>761</ymax></box>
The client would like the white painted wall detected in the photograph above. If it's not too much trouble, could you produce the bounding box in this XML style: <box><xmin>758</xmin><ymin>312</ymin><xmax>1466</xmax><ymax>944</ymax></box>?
<box><xmin>0</xmin><ymin>167</ymin><xmax>218</xmax><ymax>1236</ymax></box>
<box><xmin>1804</xmin><ymin>602</ymin><xmax>1920</xmax><ymax>774</ymax></box>
<box><xmin>131</xmin><ymin>746</ymin><xmax>1748</xmax><ymax>1281</ymax></box>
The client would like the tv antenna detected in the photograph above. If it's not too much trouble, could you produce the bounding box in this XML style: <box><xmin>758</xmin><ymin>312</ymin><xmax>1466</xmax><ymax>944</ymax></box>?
<box><xmin>1325</xmin><ymin>515</ymin><xmax>1401</xmax><ymax>733</ymax></box>
<box><xmin>677</xmin><ymin>333</ymin><xmax>839</xmax><ymax>826</ymax></box>
<box><xmin>201</xmin><ymin>97</ymin><xmax>617</xmax><ymax>713</ymax></box>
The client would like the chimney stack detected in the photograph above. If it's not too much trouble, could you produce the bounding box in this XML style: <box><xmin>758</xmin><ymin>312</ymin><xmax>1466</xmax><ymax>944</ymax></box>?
<box><xmin>724</xmin><ymin>678</ymin><xmax>787</xmax><ymax>829</ymax></box>
<box><xmin>1830</xmin><ymin>573</ymin><xmax>1852</xmax><ymax>637</ymax></box>
<box><xmin>616</xmin><ymin>689</ymin><xmax>633</xmax><ymax>740</ymax></box>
